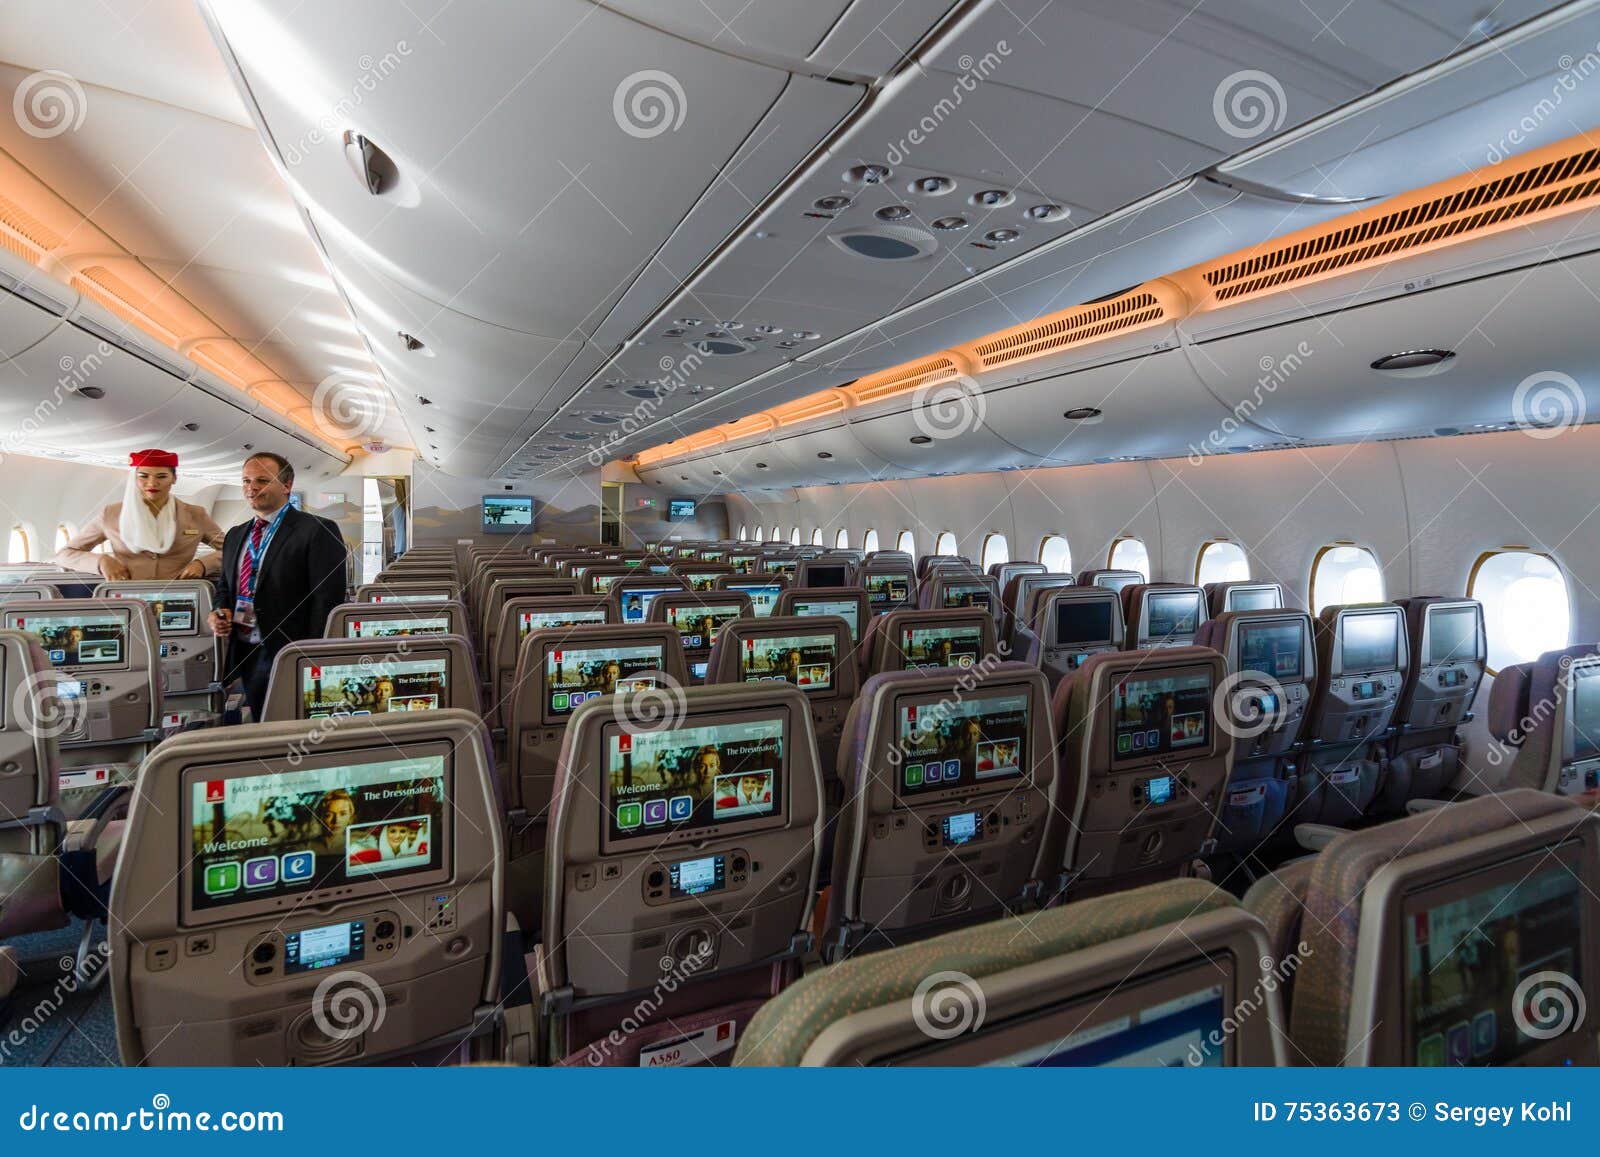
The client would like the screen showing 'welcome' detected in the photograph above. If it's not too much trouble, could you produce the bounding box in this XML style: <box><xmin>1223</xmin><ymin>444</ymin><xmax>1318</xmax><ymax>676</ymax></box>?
<box><xmin>546</xmin><ymin>643</ymin><xmax>662</xmax><ymax>716</ymax></box>
<box><xmin>188</xmin><ymin>755</ymin><xmax>445</xmax><ymax>912</ymax></box>
<box><xmin>606</xmin><ymin>717</ymin><xmax>783</xmax><ymax>841</ymax></box>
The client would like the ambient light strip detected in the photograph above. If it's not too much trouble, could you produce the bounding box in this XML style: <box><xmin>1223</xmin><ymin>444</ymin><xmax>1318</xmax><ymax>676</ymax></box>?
<box><xmin>632</xmin><ymin>131</ymin><xmax>1600</xmax><ymax>470</ymax></box>
<box><xmin>0</xmin><ymin>148</ymin><xmax>363</xmax><ymax>455</ymax></box>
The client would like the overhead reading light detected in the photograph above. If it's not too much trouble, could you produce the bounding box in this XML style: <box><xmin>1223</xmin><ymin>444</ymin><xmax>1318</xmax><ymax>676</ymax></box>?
<box><xmin>75</xmin><ymin>385</ymin><xmax>105</xmax><ymax>399</ymax></box>
<box><xmin>1063</xmin><ymin>406</ymin><xmax>1103</xmax><ymax>420</ymax></box>
<box><xmin>816</xmin><ymin>451</ymin><xmax>833</xmax><ymax>459</ymax></box>
<box><xmin>343</xmin><ymin>132</ymin><xmax>401</xmax><ymax>196</ymax></box>
<box><xmin>930</xmin><ymin>215</ymin><xmax>969</xmax><ymax>231</ymax></box>
<box><xmin>1369</xmin><ymin>345</ymin><xmax>1459</xmax><ymax>372</ymax></box>
<box><xmin>755</xmin><ymin>462</ymin><xmax>769</xmax><ymax>469</ymax></box>
<box><xmin>844</xmin><ymin>164</ymin><xmax>891</xmax><ymax>185</ymax></box>
<box><xmin>908</xmin><ymin>175</ymin><xmax>955</xmax><ymax>196</ymax></box>
<box><xmin>876</xmin><ymin>205</ymin><xmax>913</xmax><ymax>222</ymax></box>
<box><xmin>970</xmin><ymin>189</ymin><xmax>1013</xmax><ymax>207</ymax></box>
<box><xmin>182</xmin><ymin>421</ymin><xmax>199</xmax><ymax>431</ymax></box>
<box><xmin>908</xmin><ymin>434</ymin><xmax>933</xmax><ymax>445</ymax></box>
<box><xmin>813</xmin><ymin>194</ymin><xmax>852</xmax><ymax>212</ymax></box>
<box><xmin>1024</xmin><ymin>203</ymin><xmax>1070</xmax><ymax>222</ymax></box>
<box><xmin>983</xmin><ymin>227</ymin><xmax>1022</xmax><ymax>244</ymax></box>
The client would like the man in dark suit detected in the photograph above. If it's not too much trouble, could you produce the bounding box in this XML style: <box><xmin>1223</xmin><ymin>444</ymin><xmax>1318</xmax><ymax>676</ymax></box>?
<box><xmin>208</xmin><ymin>451</ymin><xmax>349</xmax><ymax>720</ymax></box>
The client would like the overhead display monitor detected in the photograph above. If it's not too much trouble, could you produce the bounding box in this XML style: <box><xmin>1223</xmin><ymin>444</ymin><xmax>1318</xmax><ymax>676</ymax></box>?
<box><xmin>482</xmin><ymin>495</ymin><xmax>535</xmax><ymax>534</ymax></box>
<box><xmin>669</xmin><ymin>500</ymin><xmax>697</xmax><ymax>520</ymax></box>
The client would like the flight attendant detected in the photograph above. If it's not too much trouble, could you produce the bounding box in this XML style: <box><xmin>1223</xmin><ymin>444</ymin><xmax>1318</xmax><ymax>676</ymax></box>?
<box><xmin>55</xmin><ymin>448</ymin><xmax>226</xmax><ymax>580</ymax></box>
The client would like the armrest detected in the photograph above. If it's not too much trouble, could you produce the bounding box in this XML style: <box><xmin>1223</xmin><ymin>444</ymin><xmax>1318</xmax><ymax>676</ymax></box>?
<box><xmin>1293</xmin><ymin>823</ymin><xmax>1345</xmax><ymax>852</ymax></box>
<box><xmin>1406</xmin><ymin>797</ymin><xmax>1451</xmax><ymax>815</ymax></box>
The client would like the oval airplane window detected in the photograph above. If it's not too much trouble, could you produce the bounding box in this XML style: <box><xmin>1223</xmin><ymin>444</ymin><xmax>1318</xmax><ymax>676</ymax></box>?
<box><xmin>835</xmin><ymin>529</ymin><xmax>849</xmax><ymax>549</ymax></box>
<box><xmin>981</xmin><ymin>534</ymin><xmax>1009</xmax><ymax>570</ymax></box>
<box><xmin>1109</xmin><ymin>536</ymin><xmax>1149</xmax><ymax>581</ymax></box>
<box><xmin>8</xmin><ymin>526</ymin><xmax>30</xmax><ymax>563</ymax></box>
<box><xmin>1310</xmin><ymin>544</ymin><xmax>1384</xmax><ymax>615</ymax></box>
<box><xmin>770</xmin><ymin>525</ymin><xmax>782</xmax><ymax>541</ymax></box>
<box><xmin>934</xmin><ymin>531</ymin><xmax>957</xmax><ymax>555</ymax></box>
<box><xmin>896</xmin><ymin>530</ymin><xmax>916</xmax><ymax>558</ymax></box>
<box><xmin>1039</xmin><ymin>534</ymin><xmax>1071</xmax><ymax>573</ymax></box>
<box><xmin>810</xmin><ymin>528</ymin><xmax>823</xmax><ymax>546</ymax></box>
<box><xmin>737</xmin><ymin>523</ymin><xmax>747</xmax><ymax>541</ymax></box>
<box><xmin>789</xmin><ymin>527</ymin><xmax>801</xmax><ymax>546</ymax></box>
<box><xmin>55</xmin><ymin>523</ymin><xmax>75</xmax><ymax>551</ymax></box>
<box><xmin>1469</xmin><ymin>550</ymin><xmax>1572</xmax><ymax>672</ymax></box>
<box><xmin>1196</xmin><ymin>540</ymin><xmax>1250</xmax><ymax>586</ymax></box>
<box><xmin>863</xmin><ymin>529</ymin><xmax>880</xmax><ymax>554</ymax></box>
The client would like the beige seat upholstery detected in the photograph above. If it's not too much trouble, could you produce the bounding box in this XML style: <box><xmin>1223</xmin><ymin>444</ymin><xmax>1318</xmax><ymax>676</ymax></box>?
<box><xmin>324</xmin><ymin>599</ymin><xmax>472</xmax><ymax>641</ymax></box>
<box><xmin>739</xmin><ymin>878</ymin><xmax>1284</xmax><ymax>1066</ymax></box>
<box><xmin>826</xmin><ymin>663</ymin><xmax>1058</xmax><ymax>958</ymax></box>
<box><xmin>1002</xmin><ymin>572</ymin><xmax>1074</xmax><ymax>652</ymax></box>
<box><xmin>1120</xmin><ymin>583</ymin><xmax>1208</xmax><ymax>650</ymax></box>
<box><xmin>538</xmin><ymin>683</ymin><xmax>822</xmax><ymax>1065</ymax></box>
<box><xmin>1484</xmin><ymin>643</ymin><xmax>1600</xmax><ymax>795</ymax></box>
<box><xmin>918</xmin><ymin>573</ymin><xmax>1000</xmax><ymax>615</ymax></box>
<box><xmin>1243</xmin><ymin>790</ymin><xmax>1597</xmax><ymax>1066</ymax></box>
<box><xmin>109</xmin><ymin>710</ymin><xmax>504</xmax><ymax>1065</ymax></box>
<box><xmin>259</xmin><ymin>634</ymin><xmax>480</xmax><ymax>722</ymax></box>
<box><xmin>486</xmin><ymin>595</ymin><xmax>612</xmax><ymax>727</ymax></box>
<box><xmin>1053</xmin><ymin>646</ymin><xmax>1230</xmax><ymax>899</ymax></box>
<box><xmin>95</xmin><ymin>579</ymin><xmax>224</xmax><ymax>721</ymax></box>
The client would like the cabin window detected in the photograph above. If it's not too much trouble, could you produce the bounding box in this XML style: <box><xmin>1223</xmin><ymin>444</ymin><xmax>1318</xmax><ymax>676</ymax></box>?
<box><xmin>737</xmin><ymin>523</ymin><xmax>747</xmax><ymax>540</ymax></box>
<box><xmin>770</xmin><ymin>525</ymin><xmax>782</xmax><ymax>541</ymax></box>
<box><xmin>1469</xmin><ymin>550</ymin><xmax>1571</xmax><ymax>672</ymax></box>
<box><xmin>834</xmin><ymin>528</ymin><xmax>849</xmax><ymax>549</ymax></box>
<box><xmin>789</xmin><ymin>527</ymin><xmax>801</xmax><ymax>546</ymax></box>
<box><xmin>1196</xmin><ymin>540</ymin><xmax>1250</xmax><ymax>586</ymax></box>
<box><xmin>55</xmin><ymin>523</ymin><xmax>74</xmax><ymax>551</ymax></box>
<box><xmin>863</xmin><ymin>529</ymin><xmax>879</xmax><ymax>554</ymax></box>
<box><xmin>810</xmin><ymin>528</ymin><xmax>823</xmax><ymax>546</ymax></box>
<box><xmin>1108</xmin><ymin>536</ymin><xmax>1149</xmax><ymax>581</ymax></box>
<box><xmin>896</xmin><ymin>530</ymin><xmax>916</xmax><ymax>558</ymax></box>
<box><xmin>981</xmin><ymin>534</ymin><xmax>1009</xmax><ymax>570</ymax></box>
<box><xmin>1309</xmin><ymin>544</ymin><xmax>1384</xmax><ymax>615</ymax></box>
<box><xmin>934</xmin><ymin>531</ymin><xmax>957</xmax><ymax>555</ymax></box>
<box><xmin>1039</xmin><ymin>535</ymin><xmax>1071</xmax><ymax>573</ymax></box>
<box><xmin>8</xmin><ymin>526</ymin><xmax>30</xmax><ymax>563</ymax></box>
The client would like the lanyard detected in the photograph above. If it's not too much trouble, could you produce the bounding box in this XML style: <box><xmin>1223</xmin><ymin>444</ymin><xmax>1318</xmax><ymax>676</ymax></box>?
<box><xmin>242</xmin><ymin>504</ymin><xmax>290</xmax><ymax>597</ymax></box>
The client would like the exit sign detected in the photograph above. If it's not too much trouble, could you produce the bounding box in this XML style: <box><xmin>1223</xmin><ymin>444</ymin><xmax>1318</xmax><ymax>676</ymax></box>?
<box><xmin>636</xmin><ymin>497</ymin><xmax>657</xmax><ymax>508</ymax></box>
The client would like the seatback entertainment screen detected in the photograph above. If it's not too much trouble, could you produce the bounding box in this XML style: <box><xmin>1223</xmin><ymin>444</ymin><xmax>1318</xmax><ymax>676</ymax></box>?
<box><xmin>605</xmin><ymin>716</ymin><xmax>784</xmax><ymax>841</ymax></box>
<box><xmin>666</xmin><ymin>603</ymin><xmax>743</xmax><ymax>650</ymax></box>
<box><xmin>1144</xmin><ymin>591</ymin><xmax>1203</xmax><ymax>643</ymax></box>
<box><xmin>727</xmin><ymin>583</ymin><xmax>781</xmax><ymax>617</ymax></box>
<box><xmin>1342</xmin><ymin>612</ymin><xmax>1400</xmax><ymax>672</ymax></box>
<box><xmin>1054</xmin><ymin>600</ymin><xmax>1113</xmax><ymax>646</ymax></box>
<box><xmin>1111</xmin><ymin>670</ymin><xmax>1213</xmax><ymax>761</ymax></box>
<box><xmin>1427</xmin><ymin>606</ymin><xmax>1479</xmax><ymax>664</ymax></box>
<box><xmin>111</xmin><ymin>589</ymin><xmax>198</xmax><ymax>635</ymax></box>
<box><xmin>894</xmin><ymin>691</ymin><xmax>1027</xmax><ymax>796</ymax></box>
<box><xmin>789</xmin><ymin>597</ymin><xmax>861</xmax><ymax>642</ymax></box>
<box><xmin>517</xmin><ymin>607</ymin><xmax>609</xmax><ymax>641</ymax></box>
<box><xmin>865</xmin><ymin>573</ymin><xmax>911</xmax><ymax>609</ymax></box>
<box><xmin>1237</xmin><ymin>621</ymin><xmax>1304</xmax><ymax>681</ymax></box>
<box><xmin>739</xmin><ymin>632</ymin><xmax>837</xmax><ymax>692</ymax></box>
<box><xmin>301</xmin><ymin>658</ymin><xmax>448</xmax><ymax>717</ymax></box>
<box><xmin>545</xmin><ymin>643</ymin><xmax>664</xmax><ymax>717</ymax></box>
<box><xmin>901</xmin><ymin>624</ymin><xmax>983</xmax><ymax>670</ymax></box>
<box><xmin>8</xmin><ymin>612</ymin><xmax>127</xmax><ymax>667</ymax></box>
<box><xmin>347</xmin><ymin>616</ymin><xmax>452</xmax><ymax>638</ymax></box>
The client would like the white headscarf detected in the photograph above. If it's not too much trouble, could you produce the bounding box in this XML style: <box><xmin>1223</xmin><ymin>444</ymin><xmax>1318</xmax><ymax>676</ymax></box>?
<box><xmin>118</xmin><ymin>468</ymin><xmax>177</xmax><ymax>554</ymax></box>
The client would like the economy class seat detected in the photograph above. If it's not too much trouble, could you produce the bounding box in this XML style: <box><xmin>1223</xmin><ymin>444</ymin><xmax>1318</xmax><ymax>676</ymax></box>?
<box><xmin>529</xmin><ymin>683</ymin><xmax>821</xmax><ymax>1066</ymax></box>
<box><xmin>650</xmin><ymin>590</ymin><xmax>753</xmax><ymax>682</ymax></box>
<box><xmin>1242</xmin><ymin>790</ymin><xmax>1597</xmax><ymax>1066</ymax></box>
<box><xmin>1120</xmin><ymin>583</ymin><xmax>1208</xmax><ymax>650</ymax></box>
<box><xmin>486</xmin><ymin>595</ymin><xmax>613</xmax><ymax>727</ymax></box>
<box><xmin>1021</xmin><ymin>586</ymin><xmax>1124</xmax><ymax>692</ymax></box>
<box><xmin>738</xmin><ymin>878</ymin><xmax>1284</xmax><ymax>1067</ymax></box>
<box><xmin>1078</xmin><ymin>568</ymin><xmax>1144</xmax><ymax>594</ymax></box>
<box><xmin>324</xmin><ymin>599</ymin><xmax>472</xmax><ymax>641</ymax></box>
<box><xmin>824</xmin><ymin>662</ymin><xmax>1058</xmax><ymax>960</ymax></box>
<box><xmin>258</xmin><ymin>634</ymin><xmax>481</xmax><ymax>723</ymax></box>
<box><xmin>96</xmin><ymin>578</ymin><xmax>224</xmax><ymax>724</ymax></box>
<box><xmin>355</xmin><ymin>580</ymin><xmax>463</xmax><ymax>605</ymax></box>
<box><xmin>1484</xmin><ymin>642</ymin><xmax>1600</xmax><ymax>795</ymax></box>
<box><xmin>108</xmin><ymin>710</ymin><xmax>504</xmax><ymax>1065</ymax></box>
<box><xmin>857</xmin><ymin>561</ymin><xmax>916</xmax><ymax>617</ymax></box>
<box><xmin>1381</xmin><ymin>597</ymin><xmax>1487</xmax><ymax>811</ymax></box>
<box><xmin>1001</xmin><ymin>571</ymin><xmax>1075</xmax><ymax>653</ymax></box>
<box><xmin>775</xmin><ymin>586</ymin><xmax>871</xmax><ymax>673</ymax></box>
<box><xmin>863</xmin><ymin>607</ymin><xmax>999</xmax><ymax>679</ymax></box>
<box><xmin>1204</xmin><ymin>580</ymin><xmax>1285</xmax><ymax>618</ymax></box>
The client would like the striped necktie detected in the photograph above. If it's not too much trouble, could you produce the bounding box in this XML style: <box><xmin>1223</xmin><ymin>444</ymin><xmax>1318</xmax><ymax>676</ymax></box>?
<box><xmin>238</xmin><ymin>518</ymin><xmax>267</xmax><ymax>596</ymax></box>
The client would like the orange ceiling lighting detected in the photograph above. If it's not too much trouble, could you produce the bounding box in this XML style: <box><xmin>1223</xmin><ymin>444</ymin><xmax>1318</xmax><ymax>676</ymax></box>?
<box><xmin>630</xmin><ymin>130</ymin><xmax>1600</xmax><ymax>470</ymax></box>
<box><xmin>0</xmin><ymin>147</ymin><xmax>380</xmax><ymax>455</ymax></box>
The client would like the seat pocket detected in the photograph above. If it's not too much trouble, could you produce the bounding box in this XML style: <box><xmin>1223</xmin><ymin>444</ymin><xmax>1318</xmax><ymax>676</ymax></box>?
<box><xmin>1377</xmin><ymin>744</ymin><xmax>1461</xmax><ymax>813</ymax></box>
<box><xmin>1215</xmin><ymin>778</ymin><xmax>1290</xmax><ymax>850</ymax></box>
<box><xmin>1308</xmin><ymin>758</ymin><xmax>1380</xmax><ymax>827</ymax></box>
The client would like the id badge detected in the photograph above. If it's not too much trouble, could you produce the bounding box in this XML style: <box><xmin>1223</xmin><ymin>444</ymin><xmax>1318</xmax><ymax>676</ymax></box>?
<box><xmin>233</xmin><ymin>597</ymin><xmax>260</xmax><ymax>643</ymax></box>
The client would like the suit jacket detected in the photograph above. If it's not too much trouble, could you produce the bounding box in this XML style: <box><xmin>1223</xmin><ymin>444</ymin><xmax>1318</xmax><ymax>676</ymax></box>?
<box><xmin>214</xmin><ymin>506</ymin><xmax>349</xmax><ymax>662</ymax></box>
<box><xmin>55</xmin><ymin>498</ymin><xmax>226</xmax><ymax>579</ymax></box>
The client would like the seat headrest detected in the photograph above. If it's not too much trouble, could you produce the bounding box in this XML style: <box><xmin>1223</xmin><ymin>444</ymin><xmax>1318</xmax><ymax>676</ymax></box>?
<box><xmin>1487</xmin><ymin>662</ymin><xmax>1533</xmax><ymax>743</ymax></box>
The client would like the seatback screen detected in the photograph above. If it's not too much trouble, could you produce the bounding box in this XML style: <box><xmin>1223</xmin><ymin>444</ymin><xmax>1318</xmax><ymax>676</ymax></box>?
<box><xmin>188</xmin><ymin>754</ymin><xmax>446</xmax><ymax>913</ymax></box>
<box><xmin>372</xmin><ymin>592</ymin><xmax>448</xmax><ymax>603</ymax></box>
<box><xmin>902</xmin><ymin>624</ymin><xmax>983</xmax><ymax>670</ymax></box>
<box><xmin>1428</xmin><ymin>606</ymin><xmax>1479</xmax><ymax>664</ymax></box>
<box><xmin>790</xmin><ymin>598</ymin><xmax>860</xmax><ymax>642</ymax></box>
<box><xmin>1055</xmin><ymin>600</ymin><xmax>1113</xmax><ymax>646</ymax></box>
<box><xmin>545</xmin><ymin>643</ymin><xmax>664</xmax><ymax>716</ymax></box>
<box><xmin>728</xmin><ymin>584</ymin><xmax>781</xmax><ymax>616</ymax></box>
<box><xmin>1112</xmin><ymin>670</ymin><xmax>1213</xmax><ymax>761</ymax></box>
<box><xmin>804</xmin><ymin>565</ymin><xmax>848</xmax><ymax>587</ymax></box>
<box><xmin>764</xmin><ymin>559</ymin><xmax>799</xmax><ymax>577</ymax></box>
<box><xmin>302</xmin><ymin>658</ymin><xmax>448</xmax><ymax>717</ymax></box>
<box><xmin>1145</xmin><ymin>592</ymin><xmax>1203</xmax><ymax>642</ymax></box>
<box><xmin>618</xmin><ymin>587</ymin><xmax>679</xmax><ymax>623</ymax></box>
<box><xmin>941</xmin><ymin>582</ymin><xmax>993</xmax><ymax>612</ymax></box>
<box><xmin>740</xmin><ymin>633</ymin><xmax>837</xmax><ymax>692</ymax></box>
<box><xmin>110</xmin><ymin>590</ymin><xmax>197</xmax><ymax>635</ymax></box>
<box><xmin>1572</xmin><ymin>665</ymin><xmax>1600</xmax><ymax>763</ymax></box>
<box><xmin>997</xmin><ymin>985</ymin><xmax>1225</xmax><ymax>1067</ymax></box>
<box><xmin>894</xmin><ymin>691</ymin><xmax>1027</xmax><ymax>796</ymax></box>
<box><xmin>1237</xmin><ymin>621</ymin><xmax>1304</xmax><ymax>681</ymax></box>
<box><xmin>1341</xmin><ymin>612</ymin><xmax>1399</xmax><ymax>671</ymax></box>
<box><xmin>1094</xmin><ymin>573</ymin><xmax>1139</xmax><ymax>593</ymax></box>
<box><xmin>592</xmin><ymin>573</ymin><xmax>623</xmax><ymax>594</ymax></box>
<box><xmin>518</xmin><ymin>607</ymin><xmax>609</xmax><ymax>640</ymax></box>
<box><xmin>666</xmin><ymin>604</ymin><xmax>743</xmax><ymax>650</ymax></box>
<box><xmin>865</xmin><ymin>573</ymin><xmax>911</xmax><ymax>608</ymax></box>
<box><xmin>606</xmin><ymin>716</ymin><xmax>784</xmax><ymax>841</ymax></box>
<box><xmin>680</xmin><ymin>571</ymin><xmax>724</xmax><ymax>592</ymax></box>
<box><xmin>727</xmin><ymin>554</ymin><xmax>758</xmax><ymax>573</ymax></box>
<box><xmin>700</xmin><ymin>550</ymin><xmax>725</xmax><ymax>562</ymax></box>
<box><xmin>348</xmin><ymin>616</ymin><xmax>451</xmax><ymax>638</ymax></box>
<box><xmin>1227</xmin><ymin>586</ymin><xmax>1281</xmax><ymax>612</ymax></box>
<box><xmin>1404</xmin><ymin>861</ymin><xmax>1582</xmax><ymax>1066</ymax></box>
<box><xmin>8</xmin><ymin>612</ymin><xmax>126</xmax><ymax>667</ymax></box>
